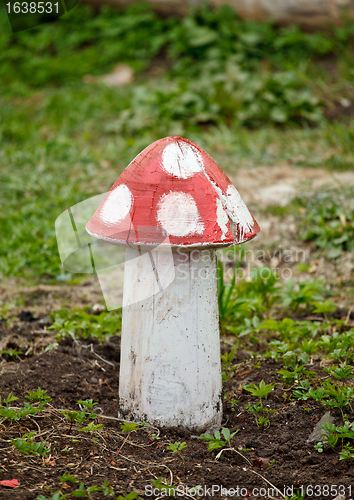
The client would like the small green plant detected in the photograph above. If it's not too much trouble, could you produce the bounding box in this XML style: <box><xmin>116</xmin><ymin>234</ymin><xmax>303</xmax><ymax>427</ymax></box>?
<box><xmin>59</xmin><ymin>474</ymin><xmax>78</xmax><ymax>484</ymax></box>
<box><xmin>217</xmin><ymin>250</ymin><xmax>244</xmax><ymax>325</ymax></box>
<box><xmin>277</xmin><ymin>365</ymin><xmax>311</xmax><ymax>384</ymax></box>
<box><xmin>0</xmin><ymin>392</ymin><xmax>18</xmax><ymax>406</ymax></box>
<box><xmin>150</xmin><ymin>477</ymin><xmax>200</xmax><ymax>498</ymax></box>
<box><xmin>38</xmin><ymin>478</ymin><xmax>115</xmax><ymax>499</ymax></box>
<box><xmin>37</xmin><ymin>493</ymin><xmax>68</xmax><ymax>500</ymax></box>
<box><xmin>324</xmin><ymin>363</ymin><xmax>354</xmax><ymax>380</ymax></box>
<box><xmin>339</xmin><ymin>443</ymin><xmax>354</xmax><ymax>460</ymax></box>
<box><xmin>243</xmin><ymin>379</ymin><xmax>275</xmax><ymax>400</ymax></box>
<box><xmin>61</xmin><ymin>410</ymin><xmax>85</xmax><ymax>432</ymax></box>
<box><xmin>151</xmin><ymin>477</ymin><xmax>176</xmax><ymax>498</ymax></box>
<box><xmin>314</xmin><ymin>421</ymin><xmax>354</xmax><ymax>460</ymax></box>
<box><xmin>61</xmin><ymin>399</ymin><xmax>100</xmax><ymax>432</ymax></box>
<box><xmin>49</xmin><ymin>308</ymin><xmax>122</xmax><ymax>341</ymax></box>
<box><xmin>26</xmin><ymin>388</ymin><xmax>52</xmax><ymax>403</ymax></box>
<box><xmin>77</xmin><ymin>399</ymin><xmax>99</xmax><ymax>419</ymax></box>
<box><xmin>221</xmin><ymin>347</ymin><xmax>236</xmax><ymax>382</ymax></box>
<box><xmin>285</xmin><ymin>491</ymin><xmax>306</xmax><ymax>500</ymax></box>
<box><xmin>293</xmin><ymin>380</ymin><xmax>354</xmax><ymax>414</ymax></box>
<box><xmin>13</xmin><ymin>433</ymin><xmax>51</xmax><ymax>457</ymax></box>
<box><xmin>322</xmin><ymin>381</ymin><xmax>354</xmax><ymax>410</ymax></box>
<box><xmin>281</xmin><ymin>278</ymin><xmax>326</xmax><ymax>312</ymax></box>
<box><xmin>292</xmin><ymin>383</ymin><xmax>325</xmax><ymax>402</ymax></box>
<box><xmin>200</xmin><ymin>427</ymin><xmax>238</xmax><ymax>451</ymax></box>
<box><xmin>115</xmin><ymin>422</ymin><xmax>139</xmax><ymax>456</ymax></box>
<box><xmin>314</xmin><ymin>441</ymin><xmax>324</xmax><ymax>453</ymax></box>
<box><xmin>0</xmin><ymin>400</ymin><xmax>42</xmax><ymax>421</ymax></box>
<box><xmin>256</xmin><ymin>416</ymin><xmax>270</xmax><ymax>427</ymax></box>
<box><xmin>0</xmin><ymin>348</ymin><xmax>23</xmax><ymax>359</ymax></box>
<box><xmin>243</xmin><ymin>380</ymin><xmax>276</xmax><ymax>425</ymax></box>
<box><xmin>298</xmin><ymin>187</ymin><xmax>354</xmax><ymax>259</ymax></box>
<box><xmin>117</xmin><ymin>494</ymin><xmax>140</xmax><ymax>500</ymax></box>
<box><xmin>166</xmin><ymin>442</ymin><xmax>187</xmax><ymax>474</ymax></box>
<box><xmin>79</xmin><ymin>421</ymin><xmax>103</xmax><ymax>441</ymax></box>
<box><xmin>166</xmin><ymin>441</ymin><xmax>187</xmax><ymax>454</ymax></box>
<box><xmin>121</xmin><ymin>422</ymin><xmax>139</xmax><ymax>434</ymax></box>
<box><xmin>312</xmin><ymin>300</ymin><xmax>337</xmax><ymax>315</ymax></box>
<box><xmin>320</xmin><ymin>329</ymin><xmax>354</xmax><ymax>362</ymax></box>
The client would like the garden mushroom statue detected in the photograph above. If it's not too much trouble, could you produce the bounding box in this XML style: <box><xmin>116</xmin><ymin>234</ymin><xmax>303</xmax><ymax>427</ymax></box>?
<box><xmin>86</xmin><ymin>136</ymin><xmax>260</xmax><ymax>431</ymax></box>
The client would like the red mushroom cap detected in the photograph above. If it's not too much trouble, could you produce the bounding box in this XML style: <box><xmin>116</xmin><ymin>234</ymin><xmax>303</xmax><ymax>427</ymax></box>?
<box><xmin>86</xmin><ymin>136</ymin><xmax>260</xmax><ymax>247</ymax></box>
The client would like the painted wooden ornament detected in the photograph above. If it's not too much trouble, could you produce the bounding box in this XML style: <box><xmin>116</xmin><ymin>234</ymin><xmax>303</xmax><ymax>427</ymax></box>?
<box><xmin>86</xmin><ymin>136</ymin><xmax>260</xmax><ymax>431</ymax></box>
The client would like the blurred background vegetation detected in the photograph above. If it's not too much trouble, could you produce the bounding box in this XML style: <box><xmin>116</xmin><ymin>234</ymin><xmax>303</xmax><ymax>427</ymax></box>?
<box><xmin>1</xmin><ymin>1</ymin><xmax>354</xmax><ymax>279</ymax></box>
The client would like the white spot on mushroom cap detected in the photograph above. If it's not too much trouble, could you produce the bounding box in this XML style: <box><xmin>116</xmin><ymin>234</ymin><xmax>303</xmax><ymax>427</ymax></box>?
<box><xmin>161</xmin><ymin>142</ymin><xmax>204</xmax><ymax>179</ymax></box>
<box><xmin>101</xmin><ymin>184</ymin><xmax>133</xmax><ymax>224</ymax></box>
<box><xmin>157</xmin><ymin>192</ymin><xmax>204</xmax><ymax>237</ymax></box>
<box><xmin>225</xmin><ymin>184</ymin><xmax>254</xmax><ymax>232</ymax></box>
<box><xmin>216</xmin><ymin>199</ymin><xmax>229</xmax><ymax>240</ymax></box>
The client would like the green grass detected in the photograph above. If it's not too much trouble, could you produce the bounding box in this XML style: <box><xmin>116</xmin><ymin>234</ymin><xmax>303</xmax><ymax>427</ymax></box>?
<box><xmin>1</xmin><ymin>1</ymin><xmax>354</xmax><ymax>280</ymax></box>
<box><xmin>48</xmin><ymin>307</ymin><xmax>122</xmax><ymax>341</ymax></box>
<box><xmin>266</xmin><ymin>184</ymin><xmax>354</xmax><ymax>258</ymax></box>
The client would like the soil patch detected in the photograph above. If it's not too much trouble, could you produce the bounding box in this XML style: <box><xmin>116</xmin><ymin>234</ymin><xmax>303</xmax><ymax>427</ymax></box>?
<box><xmin>0</xmin><ymin>325</ymin><xmax>353</xmax><ymax>499</ymax></box>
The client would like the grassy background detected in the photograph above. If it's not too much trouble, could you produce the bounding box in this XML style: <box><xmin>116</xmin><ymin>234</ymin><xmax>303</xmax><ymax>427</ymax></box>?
<box><xmin>1</xmin><ymin>1</ymin><xmax>354</xmax><ymax>279</ymax></box>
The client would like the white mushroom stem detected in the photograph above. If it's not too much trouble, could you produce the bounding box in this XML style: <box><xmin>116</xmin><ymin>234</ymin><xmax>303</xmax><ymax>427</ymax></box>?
<box><xmin>119</xmin><ymin>246</ymin><xmax>222</xmax><ymax>431</ymax></box>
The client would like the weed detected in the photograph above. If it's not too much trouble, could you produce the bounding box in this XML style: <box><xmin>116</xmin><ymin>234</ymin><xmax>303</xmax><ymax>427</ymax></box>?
<box><xmin>59</xmin><ymin>474</ymin><xmax>78</xmax><ymax>484</ymax></box>
<box><xmin>217</xmin><ymin>250</ymin><xmax>244</xmax><ymax>324</ymax></box>
<box><xmin>200</xmin><ymin>427</ymin><xmax>239</xmax><ymax>451</ymax></box>
<box><xmin>150</xmin><ymin>477</ymin><xmax>177</xmax><ymax>498</ymax></box>
<box><xmin>298</xmin><ymin>186</ymin><xmax>354</xmax><ymax>259</ymax></box>
<box><xmin>277</xmin><ymin>353</ymin><xmax>315</xmax><ymax>385</ymax></box>
<box><xmin>78</xmin><ymin>399</ymin><xmax>98</xmax><ymax>413</ymax></box>
<box><xmin>285</xmin><ymin>492</ymin><xmax>306</xmax><ymax>500</ymax></box>
<box><xmin>314</xmin><ymin>442</ymin><xmax>324</xmax><ymax>453</ymax></box>
<box><xmin>61</xmin><ymin>410</ymin><xmax>87</xmax><ymax>431</ymax></box>
<box><xmin>37</xmin><ymin>493</ymin><xmax>68</xmax><ymax>500</ymax></box>
<box><xmin>117</xmin><ymin>494</ymin><xmax>140</xmax><ymax>500</ymax></box>
<box><xmin>320</xmin><ymin>329</ymin><xmax>354</xmax><ymax>362</ymax></box>
<box><xmin>166</xmin><ymin>442</ymin><xmax>188</xmax><ymax>474</ymax></box>
<box><xmin>166</xmin><ymin>441</ymin><xmax>187</xmax><ymax>454</ymax></box>
<box><xmin>26</xmin><ymin>388</ymin><xmax>52</xmax><ymax>403</ymax></box>
<box><xmin>49</xmin><ymin>308</ymin><xmax>122</xmax><ymax>341</ymax></box>
<box><xmin>256</xmin><ymin>416</ymin><xmax>270</xmax><ymax>427</ymax></box>
<box><xmin>38</xmin><ymin>478</ymin><xmax>116</xmax><ymax>499</ymax></box>
<box><xmin>60</xmin><ymin>399</ymin><xmax>99</xmax><ymax>433</ymax></box>
<box><xmin>324</xmin><ymin>363</ymin><xmax>354</xmax><ymax>380</ymax></box>
<box><xmin>292</xmin><ymin>380</ymin><xmax>354</xmax><ymax>412</ymax></box>
<box><xmin>0</xmin><ymin>349</ymin><xmax>23</xmax><ymax>360</ymax></box>
<box><xmin>322</xmin><ymin>381</ymin><xmax>354</xmax><ymax>410</ymax></box>
<box><xmin>79</xmin><ymin>421</ymin><xmax>103</xmax><ymax>440</ymax></box>
<box><xmin>243</xmin><ymin>379</ymin><xmax>275</xmax><ymax>400</ymax></box>
<box><xmin>221</xmin><ymin>347</ymin><xmax>236</xmax><ymax>382</ymax></box>
<box><xmin>115</xmin><ymin>422</ymin><xmax>139</xmax><ymax>457</ymax></box>
<box><xmin>0</xmin><ymin>392</ymin><xmax>18</xmax><ymax>406</ymax></box>
<box><xmin>243</xmin><ymin>380</ymin><xmax>276</xmax><ymax>425</ymax></box>
<box><xmin>0</xmin><ymin>390</ymin><xmax>50</xmax><ymax>421</ymax></box>
<box><xmin>281</xmin><ymin>278</ymin><xmax>326</xmax><ymax>312</ymax></box>
<box><xmin>13</xmin><ymin>433</ymin><xmax>51</xmax><ymax>457</ymax></box>
<box><xmin>293</xmin><ymin>382</ymin><xmax>325</xmax><ymax>402</ymax></box>
<box><xmin>314</xmin><ymin>421</ymin><xmax>354</xmax><ymax>460</ymax></box>
<box><xmin>121</xmin><ymin>422</ymin><xmax>139</xmax><ymax>434</ymax></box>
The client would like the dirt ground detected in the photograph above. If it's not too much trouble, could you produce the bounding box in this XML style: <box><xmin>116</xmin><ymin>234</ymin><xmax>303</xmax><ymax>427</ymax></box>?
<box><xmin>0</xmin><ymin>319</ymin><xmax>353</xmax><ymax>500</ymax></box>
